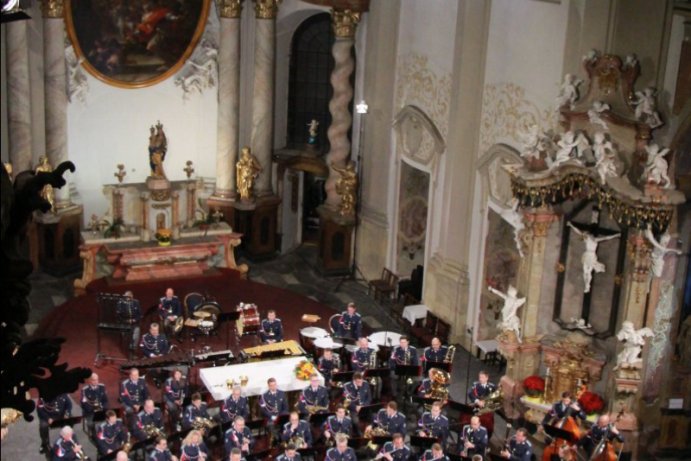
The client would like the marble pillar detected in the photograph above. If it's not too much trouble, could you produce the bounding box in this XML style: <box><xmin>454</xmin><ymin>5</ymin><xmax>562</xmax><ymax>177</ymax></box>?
<box><xmin>171</xmin><ymin>191</ymin><xmax>180</xmax><ymax>238</ymax></box>
<box><xmin>250</xmin><ymin>0</ymin><xmax>280</xmax><ymax>197</ymax></box>
<box><xmin>324</xmin><ymin>9</ymin><xmax>360</xmax><ymax>210</ymax></box>
<box><xmin>214</xmin><ymin>0</ymin><xmax>243</xmax><ymax>200</ymax></box>
<box><xmin>6</xmin><ymin>20</ymin><xmax>33</xmax><ymax>172</ymax></box>
<box><xmin>43</xmin><ymin>0</ymin><xmax>72</xmax><ymax>208</ymax></box>
<box><xmin>140</xmin><ymin>193</ymin><xmax>150</xmax><ymax>241</ymax></box>
<box><xmin>186</xmin><ymin>182</ymin><xmax>197</xmax><ymax>227</ymax></box>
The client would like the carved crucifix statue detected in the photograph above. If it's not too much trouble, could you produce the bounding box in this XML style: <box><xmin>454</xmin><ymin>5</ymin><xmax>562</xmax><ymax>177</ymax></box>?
<box><xmin>567</xmin><ymin>219</ymin><xmax>621</xmax><ymax>293</ymax></box>
<box><xmin>488</xmin><ymin>284</ymin><xmax>526</xmax><ymax>343</ymax></box>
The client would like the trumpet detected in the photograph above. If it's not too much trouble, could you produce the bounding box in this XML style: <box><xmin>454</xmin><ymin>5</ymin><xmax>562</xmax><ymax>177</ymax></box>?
<box><xmin>121</xmin><ymin>432</ymin><xmax>133</xmax><ymax>454</ymax></box>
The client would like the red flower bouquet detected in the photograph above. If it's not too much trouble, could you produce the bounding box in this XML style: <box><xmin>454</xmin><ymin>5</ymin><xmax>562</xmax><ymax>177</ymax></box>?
<box><xmin>523</xmin><ymin>375</ymin><xmax>545</xmax><ymax>397</ymax></box>
<box><xmin>578</xmin><ymin>391</ymin><xmax>605</xmax><ymax>414</ymax></box>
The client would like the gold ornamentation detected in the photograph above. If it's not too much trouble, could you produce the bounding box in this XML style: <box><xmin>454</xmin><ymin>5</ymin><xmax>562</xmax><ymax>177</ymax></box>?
<box><xmin>149</xmin><ymin>121</ymin><xmax>168</xmax><ymax>179</ymax></box>
<box><xmin>253</xmin><ymin>0</ymin><xmax>280</xmax><ymax>19</ymax></box>
<box><xmin>236</xmin><ymin>147</ymin><xmax>262</xmax><ymax>202</ymax></box>
<box><xmin>331</xmin><ymin>9</ymin><xmax>360</xmax><ymax>38</ymax></box>
<box><xmin>42</xmin><ymin>0</ymin><xmax>64</xmax><ymax>18</ymax></box>
<box><xmin>35</xmin><ymin>156</ymin><xmax>55</xmax><ymax>212</ymax></box>
<box><xmin>556</xmin><ymin>263</ymin><xmax>565</xmax><ymax>273</ymax></box>
<box><xmin>219</xmin><ymin>0</ymin><xmax>243</xmax><ymax>18</ymax></box>
<box><xmin>332</xmin><ymin>161</ymin><xmax>357</xmax><ymax>218</ymax></box>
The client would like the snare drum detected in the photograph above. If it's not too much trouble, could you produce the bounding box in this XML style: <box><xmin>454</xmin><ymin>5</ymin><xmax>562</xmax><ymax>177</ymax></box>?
<box><xmin>236</xmin><ymin>304</ymin><xmax>260</xmax><ymax>336</ymax></box>
<box><xmin>184</xmin><ymin>292</ymin><xmax>205</xmax><ymax>317</ymax></box>
<box><xmin>314</xmin><ymin>336</ymin><xmax>344</xmax><ymax>354</ymax></box>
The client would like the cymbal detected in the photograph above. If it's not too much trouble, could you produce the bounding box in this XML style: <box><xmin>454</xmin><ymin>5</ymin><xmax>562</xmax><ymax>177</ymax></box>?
<box><xmin>194</xmin><ymin>310</ymin><xmax>211</xmax><ymax>319</ymax></box>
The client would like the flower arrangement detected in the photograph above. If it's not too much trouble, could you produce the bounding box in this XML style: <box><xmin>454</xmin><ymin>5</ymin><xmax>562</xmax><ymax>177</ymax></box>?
<box><xmin>155</xmin><ymin>228</ymin><xmax>172</xmax><ymax>246</ymax></box>
<box><xmin>523</xmin><ymin>375</ymin><xmax>545</xmax><ymax>397</ymax></box>
<box><xmin>294</xmin><ymin>360</ymin><xmax>316</xmax><ymax>381</ymax></box>
<box><xmin>578</xmin><ymin>391</ymin><xmax>605</xmax><ymax>414</ymax></box>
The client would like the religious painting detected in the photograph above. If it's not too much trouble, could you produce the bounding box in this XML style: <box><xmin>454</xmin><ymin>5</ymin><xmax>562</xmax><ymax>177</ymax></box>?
<box><xmin>65</xmin><ymin>0</ymin><xmax>210</xmax><ymax>88</ymax></box>
<box><xmin>396</xmin><ymin>162</ymin><xmax>429</xmax><ymax>276</ymax></box>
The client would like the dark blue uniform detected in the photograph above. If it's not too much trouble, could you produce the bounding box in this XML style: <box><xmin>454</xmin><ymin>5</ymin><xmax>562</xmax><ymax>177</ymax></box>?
<box><xmin>38</xmin><ymin>394</ymin><xmax>72</xmax><ymax>448</ymax></box>
<box><xmin>417</xmin><ymin>378</ymin><xmax>433</xmax><ymax>397</ymax></box>
<box><xmin>220</xmin><ymin>394</ymin><xmax>250</xmax><ymax>423</ymax></box>
<box><xmin>579</xmin><ymin>424</ymin><xmax>624</xmax><ymax>456</ymax></box>
<box><xmin>423</xmin><ymin>345</ymin><xmax>448</xmax><ymax>363</ymax></box>
<box><xmin>324</xmin><ymin>415</ymin><xmax>353</xmax><ymax>437</ymax></box>
<box><xmin>158</xmin><ymin>295</ymin><xmax>182</xmax><ymax>319</ymax></box>
<box><xmin>418</xmin><ymin>411</ymin><xmax>449</xmax><ymax>444</ymax></box>
<box><xmin>224</xmin><ymin>425</ymin><xmax>254</xmax><ymax>455</ymax></box>
<box><xmin>317</xmin><ymin>354</ymin><xmax>341</xmax><ymax>385</ymax></box>
<box><xmin>148</xmin><ymin>447</ymin><xmax>175</xmax><ymax>461</ymax></box>
<box><xmin>421</xmin><ymin>449</ymin><xmax>450</xmax><ymax>460</ymax></box>
<box><xmin>505</xmin><ymin>437</ymin><xmax>533</xmax><ymax>461</ymax></box>
<box><xmin>121</xmin><ymin>378</ymin><xmax>149</xmax><ymax>413</ymax></box>
<box><xmin>260</xmin><ymin>317</ymin><xmax>284</xmax><ymax>343</ymax></box>
<box><xmin>373</xmin><ymin>408</ymin><xmax>406</xmax><ymax>435</ymax></box>
<box><xmin>51</xmin><ymin>435</ymin><xmax>83</xmax><ymax>461</ymax></box>
<box><xmin>342</xmin><ymin>381</ymin><xmax>371</xmax><ymax>413</ymax></box>
<box><xmin>276</xmin><ymin>453</ymin><xmax>303</xmax><ymax>461</ymax></box>
<box><xmin>350</xmin><ymin>347</ymin><xmax>376</xmax><ymax>372</ymax></box>
<box><xmin>467</xmin><ymin>380</ymin><xmax>497</xmax><ymax>404</ymax></box>
<box><xmin>140</xmin><ymin>332</ymin><xmax>170</xmax><ymax>357</ymax></box>
<box><xmin>336</xmin><ymin>311</ymin><xmax>362</xmax><ymax>339</ymax></box>
<box><xmin>164</xmin><ymin>376</ymin><xmax>188</xmax><ymax>424</ymax></box>
<box><xmin>297</xmin><ymin>384</ymin><xmax>329</xmax><ymax>414</ymax></box>
<box><xmin>281</xmin><ymin>420</ymin><xmax>313</xmax><ymax>446</ymax></box>
<box><xmin>182</xmin><ymin>403</ymin><xmax>210</xmax><ymax>430</ymax></box>
<box><xmin>325</xmin><ymin>446</ymin><xmax>357</xmax><ymax>460</ymax></box>
<box><xmin>389</xmin><ymin>345</ymin><xmax>420</xmax><ymax>367</ymax></box>
<box><xmin>460</xmin><ymin>424</ymin><xmax>488</xmax><ymax>457</ymax></box>
<box><xmin>96</xmin><ymin>419</ymin><xmax>127</xmax><ymax>454</ymax></box>
<box><xmin>81</xmin><ymin>383</ymin><xmax>108</xmax><ymax>415</ymax></box>
<box><xmin>259</xmin><ymin>389</ymin><xmax>288</xmax><ymax>421</ymax></box>
<box><xmin>180</xmin><ymin>441</ymin><xmax>209</xmax><ymax>461</ymax></box>
<box><xmin>542</xmin><ymin>401</ymin><xmax>586</xmax><ymax>425</ymax></box>
<box><xmin>378</xmin><ymin>441</ymin><xmax>411</xmax><ymax>461</ymax></box>
<box><xmin>133</xmin><ymin>407</ymin><xmax>164</xmax><ymax>441</ymax></box>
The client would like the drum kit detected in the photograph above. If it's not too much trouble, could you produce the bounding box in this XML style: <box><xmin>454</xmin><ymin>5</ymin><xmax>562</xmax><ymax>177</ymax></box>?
<box><xmin>183</xmin><ymin>293</ymin><xmax>222</xmax><ymax>336</ymax></box>
<box><xmin>236</xmin><ymin>303</ymin><xmax>260</xmax><ymax>336</ymax></box>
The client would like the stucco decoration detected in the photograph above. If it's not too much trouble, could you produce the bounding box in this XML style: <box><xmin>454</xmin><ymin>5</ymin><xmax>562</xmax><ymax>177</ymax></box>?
<box><xmin>174</xmin><ymin>7</ymin><xmax>220</xmax><ymax>100</ymax></box>
<box><xmin>66</xmin><ymin>44</ymin><xmax>89</xmax><ymax>104</ymax></box>
<box><xmin>393</xmin><ymin>105</ymin><xmax>445</xmax><ymax>168</ymax></box>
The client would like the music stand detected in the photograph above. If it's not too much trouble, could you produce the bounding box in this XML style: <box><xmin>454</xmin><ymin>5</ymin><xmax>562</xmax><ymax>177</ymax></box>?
<box><xmin>219</xmin><ymin>311</ymin><xmax>241</xmax><ymax>349</ymax></box>
<box><xmin>95</xmin><ymin>292</ymin><xmax>132</xmax><ymax>365</ymax></box>
<box><xmin>274</xmin><ymin>413</ymin><xmax>291</xmax><ymax>429</ymax></box>
<box><xmin>331</xmin><ymin>371</ymin><xmax>355</xmax><ymax>386</ymax></box>
<box><xmin>447</xmin><ymin>453</ymin><xmax>465</xmax><ymax>461</ymax></box>
<box><xmin>347</xmin><ymin>436</ymin><xmax>369</xmax><ymax>450</ymax></box>
<box><xmin>357</xmin><ymin>403</ymin><xmax>384</xmax><ymax>421</ymax></box>
<box><xmin>309</xmin><ymin>411</ymin><xmax>334</xmax><ymax>428</ymax></box>
<box><xmin>410</xmin><ymin>434</ymin><xmax>439</xmax><ymax>451</ymax></box>
<box><xmin>363</xmin><ymin>367</ymin><xmax>390</xmax><ymax>380</ymax></box>
<box><xmin>424</xmin><ymin>360</ymin><xmax>451</xmax><ymax>374</ymax></box>
<box><xmin>372</xmin><ymin>435</ymin><xmax>393</xmax><ymax>445</ymax></box>
<box><xmin>247</xmin><ymin>448</ymin><xmax>272</xmax><ymax>461</ymax></box>
<box><xmin>49</xmin><ymin>416</ymin><xmax>83</xmax><ymax>429</ymax></box>
<box><xmin>333</xmin><ymin>336</ymin><xmax>358</xmax><ymax>346</ymax></box>
<box><xmin>544</xmin><ymin>424</ymin><xmax>578</xmax><ymax>444</ymax></box>
<box><xmin>297</xmin><ymin>447</ymin><xmax>317</xmax><ymax>459</ymax></box>
<box><xmin>395</xmin><ymin>364</ymin><xmax>422</xmax><ymax>380</ymax></box>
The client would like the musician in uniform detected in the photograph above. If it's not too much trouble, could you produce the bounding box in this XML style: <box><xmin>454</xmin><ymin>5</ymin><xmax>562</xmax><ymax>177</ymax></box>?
<box><xmin>180</xmin><ymin>429</ymin><xmax>209</xmax><ymax>460</ymax></box>
<box><xmin>228</xmin><ymin>447</ymin><xmax>244</xmax><ymax>461</ymax></box>
<box><xmin>276</xmin><ymin>443</ymin><xmax>302</xmax><ymax>461</ymax></box>
<box><xmin>221</xmin><ymin>385</ymin><xmax>250</xmax><ymax>424</ymax></box>
<box><xmin>117</xmin><ymin>290</ymin><xmax>142</xmax><ymax>350</ymax></box>
<box><xmin>418</xmin><ymin>401</ymin><xmax>449</xmax><ymax>447</ymax></box>
<box><xmin>52</xmin><ymin>425</ymin><xmax>85</xmax><ymax>461</ymax></box>
<box><xmin>325</xmin><ymin>434</ymin><xmax>357</xmax><ymax>461</ymax></box>
<box><xmin>541</xmin><ymin>391</ymin><xmax>586</xmax><ymax>426</ymax></box>
<box><xmin>141</xmin><ymin>322</ymin><xmax>171</xmax><ymax>358</ymax></box>
<box><xmin>133</xmin><ymin>399</ymin><xmax>165</xmax><ymax>441</ymax></box>
<box><xmin>467</xmin><ymin>371</ymin><xmax>497</xmax><ymax>409</ymax></box>
<box><xmin>317</xmin><ymin>348</ymin><xmax>341</xmax><ymax>387</ymax></box>
<box><xmin>336</xmin><ymin>302</ymin><xmax>362</xmax><ymax>339</ymax></box>
<box><xmin>376</xmin><ymin>432</ymin><xmax>411</xmax><ymax>461</ymax></box>
<box><xmin>80</xmin><ymin>372</ymin><xmax>108</xmax><ymax>437</ymax></box>
<box><xmin>38</xmin><ymin>392</ymin><xmax>73</xmax><ymax>453</ymax></box>
<box><xmin>116</xmin><ymin>450</ymin><xmax>131</xmax><ymax>461</ymax></box>
<box><xmin>121</xmin><ymin>368</ymin><xmax>149</xmax><ymax>417</ymax></box>
<box><xmin>460</xmin><ymin>415</ymin><xmax>488</xmax><ymax>458</ymax></box>
<box><xmin>159</xmin><ymin>288</ymin><xmax>182</xmax><ymax>338</ymax></box>
<box><xmin>260</xmin><ymin>309</ymin><xmax>283</xmax><ymax>343</ymax></box>
<box><xmin>182</xmin><ymin>393</ymin><xmax>211</xmax><ymax>431</ymax></box>
<box><xmin>370</xmin><ymin>401</ymin><xmax>406</xmax><ymax>437</ymax></box>
<box><xmin>324</xmin><ymin>406</ymin><xmax>352</xmax><ymax>443</ymax></box>
<box><xmin>500</xmin><ymin>427</ymin><xmax>533</xmax><ymax>461</ymax></box>
<box><xmin>281</xmin><ymin>411</ymin><xmax>313</xmax><ymax>448</ymax></box>
<box><xmin>421</xmin><ymin>442</ymin><xmax>450</xmax><ymax>461</ymax></box>
<box><xmin>577</xmin><ymin>414</ymin><xmax>623</xmax><ymax>457</ymax></box>
<box><xmin>297</xmin><ymin>373</ymin><xmax>329</xmax><ymax>415</ymax></box>
<box><xmin>389</xmin><ymin>335</ymin><xmax>419</xmax><ymax>398</ymax></box>
<box><xmin>224</xmin><ymin>415</ymin><xmax>254</xmax><ymax>457</ymax></box>
<box><xmin>351</xmin><ymin>337</ymin><xmax>377</xmax><ymax>373</ymax></box>
<box><xmin>97</xmin><ymin>410</ymin><xmax>128</xmax><ymax>455</ymax></box>
<box><xmin>343</xmin><ymin>372</ymin><xmax>371</xmax><ymax>425</ymax></box>
<box><xmin>164</xmin><ymin>368</ymin><xmax>188</xmax><ymax>430</ymax></box>
<box><xmin>260</xmin><ymin>377</ymin><xmax>289</xmax><ymax>422</ymax></box>
<box><xmin>422</xmin><ymin>337</ymin><xmax>448</xmax><ymax>364</ymax></box>
<box><xmin>148</xmin><ymin>436</ymin><xmax>179</xmax><ymax>461</ymax></box>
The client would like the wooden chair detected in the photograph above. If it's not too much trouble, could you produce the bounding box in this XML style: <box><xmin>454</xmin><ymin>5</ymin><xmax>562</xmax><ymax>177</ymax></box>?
<box><xmin>367</xmin><ymin>268</ymin><xmax>399</xmax><ymax>302</ymax></box>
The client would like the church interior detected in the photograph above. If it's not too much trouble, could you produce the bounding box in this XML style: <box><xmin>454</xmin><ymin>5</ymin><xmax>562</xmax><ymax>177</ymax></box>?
<box><xmin>1</xmin><ymin>0</ymin><xmax>690</xmax><ymax>460</ymax></box>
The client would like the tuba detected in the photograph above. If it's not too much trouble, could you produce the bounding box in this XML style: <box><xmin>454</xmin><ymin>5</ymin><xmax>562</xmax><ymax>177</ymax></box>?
<box><xmin>192</xmin><ymin>416</ymin><xmax>216</xmax><ymax>435</ymax></box>
<box><xmin>429</xmin><ymin>368</ymin><xmax>451</xmax><ymax>401</ymax></box>
<box><xmin>476</xmin><ymin>388</ymin><xmax>503</xmax><ymax>415</ymax></box>
<box><xmin>144</xmin><ymin>424</ymin><xmax>166</xmax><ymax>439</ymax></box>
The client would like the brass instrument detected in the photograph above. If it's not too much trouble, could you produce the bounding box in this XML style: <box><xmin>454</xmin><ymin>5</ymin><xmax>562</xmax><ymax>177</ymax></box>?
<box><xmin>192</xmin><ymin>416</ymin><xmax>216</xmax><ymax>435</ymax></box>
<box><xmin>287</xmin><ymin>435</ymin><xmax>307</xmax><ymax>449</ymax></box>
<box><xmin>428</xmin><ymin>368</ymin><xmax>451</xmax><ymax>401</ymax></box>
<box><xmin>404</xmin><ymin>348</ymin><xmax>413</xmax><ymax>385</ymax></box>
<box><xmin>443</xmin><ymin>345</ymin><xmax>456</xmax><ymax>363</ymax></box>
<box><xmin>144</xmin><ymin>424</ymin><xmax>166</xmax><ymax>439</ymax></box>
<box><xmin>121</xmin><ymin>432</ymin><xmax>133</xmax><ymax>454</ymax></box>
<box><xmin>368</xmin><ymin>351</ymin><xmax>378</xmax><ymax>387</ymax></box>
<box><xmin>476</xmin><ymin>388</ymin><xmax>503</xmax><ymax>415</ymax></box>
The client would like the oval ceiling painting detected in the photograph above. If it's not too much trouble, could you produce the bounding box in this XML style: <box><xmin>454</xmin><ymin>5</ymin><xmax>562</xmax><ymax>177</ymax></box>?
<box><xmin>65</xmin><ymin>0</ymin><xmax>210</xmax><ymax>88</ymax></box>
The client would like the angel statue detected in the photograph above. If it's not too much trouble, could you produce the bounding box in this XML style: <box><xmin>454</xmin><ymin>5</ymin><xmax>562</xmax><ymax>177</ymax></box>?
<box><xmin>588</xmin><ymin>101</ymin><xmax>610</xmax><ymax>131</ymax></box>
<box><xmin>488</xmin><ymin>285</ymin><xmax>526</xmax><ymax>343</ymax></box>
<box><xmin>592</xmin><ymin>132</ymin><xmax>618</xmax><ymax>185</ymax></box>
<box><xmin>148</xmin><ymin>121</ymin><xmax>168</xmax><ymax>178</ymax></box>
<box><xmin>642</xmin><ymin>144</ymin><xmax>672</xmax><ymax>188</ymax></box>
<box><xmin>332</xmin><ymin>161</ymin><xmax>358</xmax><ymax>218</ymax></box>
<box><xmin>645</xmin><ymin>225</ymin><xmax>682</xmax><ymax>278</ymax></box>
<box><xmin>34</xmin><ymin>156</ymin><xmax>55</xmax><ymax>212</ymax></box>
<box><xmin>567</xmin><ymin>222</ymin><xmax>621</xmax><ymax>293</ymax></box>
<box><xmin>555</xmin><ymin>73</ymin><xmax>583</xmax><ymax>110</ymax></box>
<box><xmin>307</xmin><ymin>119</ymin><xmax>319</xmax><ymax>145</ymax></box>
<box><xmin>236</xmin><ymin>147</ymin><xmax>263</xmax><ymax>202</ymax></box>
<box><xmin>519</xmin><ymin>124</ymin><xmax>542</xmax><ymax>161</ymax></box>
<box><xmin>547</xmin><ymin>130</ymin><xmax>589</xmax><ymax>170</ymax></box>
<box><xmin>632</xmin><ymin>87</ymin><xmax>663</xmax><ymax>129</ymax></box>
<box><xmin>496</xmin><ymin>197</ymin><xmax>525</xmax><ymax>257</ymax></box>
<box><xmin>614</xmin><ymin>321</ymin><xmax>654</xmax><ymax>370</ymax></box>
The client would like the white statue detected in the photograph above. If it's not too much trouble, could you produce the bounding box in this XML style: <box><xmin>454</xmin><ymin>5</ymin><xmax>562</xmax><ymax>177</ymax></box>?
<box><xmin>624</xmin><ymin>54</ymin><xmax>638</xmax><ymax>69</ymax></box>
<box><xmin>645</xmin><ymin>225</ymin><xmax>682</xmax><ymax>278</ymax></box>
<box><xmin>556</xmin><ymin>74</ymin><xmax>583</xmax><ymax>110</ymax></box>
<box><xmin>615</xmin><ymin>321</ymin><xmax>654</xmax><ymax>370</ymax></box>
<box><xmin>567</xmin><ymin>222</ymin><xmax>621</xmax><ymax>293</ymax></box>
<box><xmin>488</xmin><ymin>285</ymin><xmax>526</xmax><ymax>343</ymax></box>
<box><xmin>582</xmin><ymin>49</ymin><xmax>600</xmax><ymax>63</ymax></box>
<box><xmin>307</xmin><ymin>119</ymin><xmax>320</xmax><ymax>138</ymax></box>
<box><xmin>632</xmin><ymin>87</ymin><xmax>663</xmax><ymax>129</ymax></box>
<box><xmin>642</xmin><ymin>144</ymin><xmax>672</xmax><ymax>188</ymax></box>
<box><xmin>496</xmin><ymin>197</ymin><xmax>525</xmax><ymax>257</ymax></box>
<box><xmin>547</xmin><ymin>131</ymin><xmax>588</xmax><ymax>170</ymax></box>
<box><xmin>520</xmin><ymin>124</ymin><xmax>542</xmax><ymax>161</ymax></box>
<box><xmin>592</xmin><ymin>132</ymin><xmax>618</xmax><ymax>185</ymax></box>
<box><xmin>568</xmin><ymin>317</ymin><xmax>593</xmax><ymax>333</ymax></box>
<box><xmin>588</xmin><ymin>101</ymin><xmax>610</xmax><ymax>131</ymax></box>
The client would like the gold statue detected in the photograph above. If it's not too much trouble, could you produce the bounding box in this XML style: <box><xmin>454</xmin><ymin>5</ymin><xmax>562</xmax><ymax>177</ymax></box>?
<box><xmin>236</xmin><ymin>146</ymin><xmax>262</xmax><ymax>201</ymax></box>
<box><xmin>35</xmin><ymin>156</ymin><xmax>55</xmax><ymax>211</ymax></box>
<box><xmin>332</xmin><ymin>161</ymin><xmax>357</xmax><ymax>217</ymax></box>
<box><xmin>148</xmin><ymin>121</ymin><xmax>168</xmax><ymax>178</ymax></box>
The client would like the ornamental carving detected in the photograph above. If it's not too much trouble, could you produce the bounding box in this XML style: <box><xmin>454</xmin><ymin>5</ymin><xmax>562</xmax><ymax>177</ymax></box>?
<box><xmin>393</xmin><ymin>105</ymin><xmax>445</xmax><ymax>167</ymax></box>
<box><xmin>254</xmin><ymin>0</ymin><xmax>280</xmax><ymax>19</ymax></box>
<box><xmin>219</xmin><ymin>0</ymin><xmax>243</xmax><ymax>18</ymax></box>
<box><xmin>331</xmin><ymin>9</ymin><xmax>360</xmax><ymax>38</ymax></box>
<box><xmin>42</xmin><ymin>0</ymin><xmax>64</xmax><ymax>18</ymax></box>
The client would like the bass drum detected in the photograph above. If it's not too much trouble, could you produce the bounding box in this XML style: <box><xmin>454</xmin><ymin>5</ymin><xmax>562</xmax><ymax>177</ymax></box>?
<box><xmin>236</xmin><ymin>304</ymin><xmax>260</xmax><ymax>336</ymax></box>
<box><xmin>184</xmin><ymin>292</ymin><xmax>205</xmax><ymax>317</ymax></box>
<box><xmin>195</xmin><ymin>301</ymin><xmax>222</xmax><ymax>333</ymax></box>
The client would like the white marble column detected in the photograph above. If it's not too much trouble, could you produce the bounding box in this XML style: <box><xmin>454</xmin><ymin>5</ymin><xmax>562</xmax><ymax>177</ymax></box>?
<box><xmin>324</xmin><ymin>9</ymin><xmax>360</xmax><ymax>210</ymax></box>
<box><xmin>214</xmin><ymin>0</ymin><xmax>243</xmax><ymax>200</ymax></box>
<box><xmin>250</xmin><ymin>0</ymin><xmax>280</xmax><ymax>197</ymax></box>
<box><xmin>43</xmin><ymin>0</ymin><xmax>71</xmax><ymax>207</ymax></box>
<box><xmin>6</xmin><ymin>20</ymin><xmax>33</xmax><ymax>172</ymax></box>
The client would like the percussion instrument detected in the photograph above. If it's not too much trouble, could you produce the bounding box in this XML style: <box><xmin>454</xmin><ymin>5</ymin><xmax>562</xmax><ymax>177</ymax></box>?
<box><xmin>193</xmin><ymin>310</ymin><xmax>211</xmax><ymax>319</ymax></box>
<box><xmin>367</xmin><ymin>331</ymin><xmax>402</xmax><ymax>348</ymax></box>
<box><xmin>242</xmin><ymin>340</ymin><xmax>306</xmax><ymax>359</ymax></box>
<box><xmin>345</xmin><ymin>342</ymin><xmax>379</xmax><ymax>353</ymax></box>
<box><xmin>194</xmin><ymin>302</ymin><xmax>222</xmax><ymax>333</ymax></box>
<box><xmin>314</xmin><ymin>337</ymin><xmax>344</xmax><ymax>353</ymax></box>
<box><xmin>236</xmin><ymin>303</ymin><xmax>260</xmax><ymax>336</ymax></box>
<box><xmin>120</xmin><ymin>350</ymin><xmax>191</xmax><ymax>372</ymax></box>
<box><xmin>184</xmin><ymin>292</ymin><xmax>205</xmax><ymax>317</ymax></box>
<box><xmin>300</xmin><ymin>327</ymin><xmax>329</xmax><ymax>356</ymax></box>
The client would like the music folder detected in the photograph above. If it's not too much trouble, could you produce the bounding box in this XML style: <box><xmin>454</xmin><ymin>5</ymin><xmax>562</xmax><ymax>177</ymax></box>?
<box><xmin>309</xmin><ymin>411</ymin><xmax>334</xmax><ymax>427</ymax></box>
<box><xmin>357</xmin><ymin>402</ymin><xmax>384</xmax><ymax>419</ymax></box>
<box><xmin>331</xmin><ymin>371</ymin><xmax>355</xmax><ymax>384</ymax></box>
<box><xmin>364</xmin><ymin>367</ymin><xmax>390</xmax><ymax>378</ymax></box>
<box><xmin>273</xmin><ymin>413</ymin><xmax>291</xmax><ymax>427</ymax></box>
<box><xmin>347</xmin><ymin>436</ymin><xmax>369</xmax><ymax>449</ymax></box>
<box><xmin>412</xmin><ymin>395</ymin><xmax>439</xmax><ymax>407</ymax></box>
<box><xmin>445</xmin><ymin>399</ymin><xmax>475</xmax><ymax>414</ymax></box>
<box><xmin>424</xmin><ymin>360</ymin><xmax>451</xmax><ymax>373</ymax></box>
<box><xmin>333</xmin><ymin>336</ymin><xmax>357</xmax><ymax>346</ymax></box>
<box><xmin>395</xmin><ymin>364</ymin><xmax>422</xmax><ymax>378</ymax></box>
<box><xmin>372</xmin><ymin>434</ymin><xmax>393</xmax><ymax>445</ymax></box>
<box><xmin>49</xmin><ymin>416</ymin><xmax>83</xmax><ymax>429</ymax></box>
<box><xmin>409</xmin><ymin>434</ymin><xmax>439</xmax><ymax>450</ymax></box>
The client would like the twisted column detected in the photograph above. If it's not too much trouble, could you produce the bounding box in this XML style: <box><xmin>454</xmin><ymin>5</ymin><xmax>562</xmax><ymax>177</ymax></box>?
<box><xmin>214</xmin><ymin>0</ymin><xmax>243</xmax><ymax>200</ymax></box>
<box><xmin>43</xmin><ymin>0</ymin><xmax>72</xmax><ymax>208</ymax></box>
<box><xmin>6</xmin><ymin>20</ymin><xmax>33</xmax><ymax>172</ymax></box>
<box><xmin>324</xmin><ymin>9</ymin><xmax>360</xmax><ymax>209</ymax></box>
<box><xmin>250</xmin><ymin>0</ymin><xmax>280</xmax><ymax>197</ymax></box>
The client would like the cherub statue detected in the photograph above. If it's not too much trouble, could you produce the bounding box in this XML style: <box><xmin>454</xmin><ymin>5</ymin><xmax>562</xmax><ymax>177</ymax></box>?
<box><xmin>567</xmin><ymin>222</ymin><xmax>621</xmax><ymax>293</ymax></box>
<box><xmin>645</xmin><ymin>225</ymin><xmax>682</xmax><ymax>278</ymax></box>
<box><xmin>547</xmin><ymin>131</ymin><xmax>588</xmax><ymax>170</ymax></box>
<box><xmin>581</xmin><ymin>49</ymin><xmax>600</xmax><ymax>63</ymax></box>
<box><xmin>307</xmin><ymin>119</ymin><xmax>319</xmax><ymax>140</ymax></box>
<box><xmin>624</xmin><ymin>54</ymin><xmax>638</xmax><ymax>69</ymax></box>
<box><xmin>496</xmin><ymin>197</ymin><xmax>525</xmax><ymax>257</ymax></box>
<box><xmin>632</xmin><ymin>87</ymin><xmax>663</xmax><ymax>128</ymax></box>
<box><xmin>555</xmin><ymin>73</ymin><xmax>583</xmax><ymax>110</ymax></box>
<box><xmin>588</xmin><ymin>101</ymin><xmax>610</xmax><ymax>131</ymax></box>
<box><xmin>592</xmin><ymin>132</ymin><xmax>618</xmax><ymax>185</ymax></box>
<box><xmin>34</xmin><ymin>156</ymin><xmax>55</xmax><ymax>212</ymax></box>
<box><xmin>148</xmin><ymin>121</ymin><xmax>168</xmax><ymax>178</ymax></box>
<box><xmin>519</xmin><ymin>124</ymin><xmax>541</xmax><ymax>161</ymax></box>
<box><xmin>568</xmin><ymin>317</ymin><xmax>593</xmax><ymax>333</ymax></box>
<box><xmin>488</xmin><ymin>285</ymin><xmax>526</xmax><ymax>343</ymax></box>
<box><xmin>642</xmin><ymin>144</ymin><xmax>672</xmax><ymax>188</ymax></box>
<box><xmin>236</xmin><ymin>147</ymin><xmax>262</xmax><ymax>202</ymax></box>
<box><xmin>614</xmin><ymin>321</ymin><xmax>653</xmax><ymax>370</ymax></box>
<box><xmin>332</xmin><ymin>161</ymin><xmax>358</xmax><ymax>217</ymax></box>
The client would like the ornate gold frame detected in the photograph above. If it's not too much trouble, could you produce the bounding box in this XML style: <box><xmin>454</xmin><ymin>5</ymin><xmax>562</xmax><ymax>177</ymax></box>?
<box><xmin>64</xmin><ymin>0</ymin><xmax>211</xmax><ymax>89</ymax></box>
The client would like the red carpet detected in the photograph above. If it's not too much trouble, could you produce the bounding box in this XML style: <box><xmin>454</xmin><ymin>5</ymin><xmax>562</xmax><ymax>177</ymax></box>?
<box><xmin>32</xmin><ymin>269</ymin><xmax>340</xmax><ymax>407</ymax></box>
